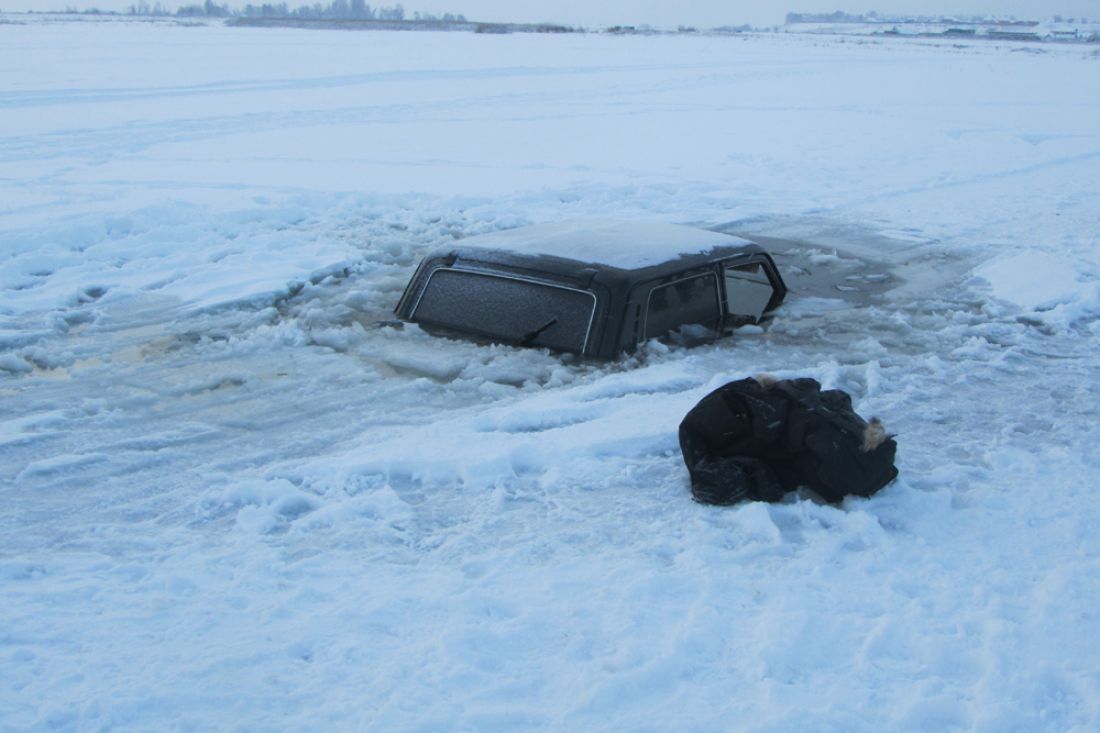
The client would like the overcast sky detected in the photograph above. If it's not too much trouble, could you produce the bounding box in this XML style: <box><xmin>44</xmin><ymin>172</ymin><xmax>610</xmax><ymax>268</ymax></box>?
<box><xmin>6</xmin><ymin>0</ymin><xmax>1096</xmax><ymax>27</ymax></box>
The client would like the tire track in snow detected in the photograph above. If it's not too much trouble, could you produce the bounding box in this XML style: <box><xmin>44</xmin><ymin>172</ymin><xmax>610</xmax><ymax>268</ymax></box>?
<box><xmin>0</xmin><ymin>64</ymin><xmax>680</xmax><ymax>110</ymax></box>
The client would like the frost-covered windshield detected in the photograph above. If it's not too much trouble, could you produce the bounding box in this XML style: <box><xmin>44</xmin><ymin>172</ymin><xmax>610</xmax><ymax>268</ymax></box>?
<box><xmin>413</xmin><ymin>269</ymin><xmax>595</xmax><ymax>352</ymax></box>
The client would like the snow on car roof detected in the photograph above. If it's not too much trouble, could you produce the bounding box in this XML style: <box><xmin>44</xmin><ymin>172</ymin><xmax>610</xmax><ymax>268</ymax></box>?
<box><xmin>456</xmin><ymin>220</ymin><xmax>754</xmax><ymax>270</ymax></box>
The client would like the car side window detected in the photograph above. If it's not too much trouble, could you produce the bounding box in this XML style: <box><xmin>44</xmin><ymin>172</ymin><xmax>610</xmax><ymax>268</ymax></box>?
<box><xmin>645</xmin><ymin>273</ymin><xmax>720</xmax><ymax>341</ymax></box>
<box><xmin>413</xmin><ymin>269</ymin><xmax>595</xmax><ymax>353</ymax></box>
<box><xmin>724</xmin><ymin>263</ymin><xmax>775</xmax><ymax>326</ymax></box>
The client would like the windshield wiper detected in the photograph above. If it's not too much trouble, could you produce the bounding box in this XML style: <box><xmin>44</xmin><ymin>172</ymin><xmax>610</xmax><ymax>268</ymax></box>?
<box><xmin>520</xmin><ymin>318</ymin><xmax>558</xmax><ymax>346</ymax></box>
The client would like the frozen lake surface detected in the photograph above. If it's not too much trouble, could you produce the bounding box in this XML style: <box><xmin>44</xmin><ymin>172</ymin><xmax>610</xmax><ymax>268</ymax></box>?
<box><xmin>2</xmin><ymin>16</ymin><xmax>1100</xmax><ymax>731</ymax></box>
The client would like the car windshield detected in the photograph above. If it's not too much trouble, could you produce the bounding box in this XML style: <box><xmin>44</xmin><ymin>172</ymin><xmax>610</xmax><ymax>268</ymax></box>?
<box><xmin>412</xmin><ymin>269</ymin><xmax>596</xmax><ymax>352</ymax></box>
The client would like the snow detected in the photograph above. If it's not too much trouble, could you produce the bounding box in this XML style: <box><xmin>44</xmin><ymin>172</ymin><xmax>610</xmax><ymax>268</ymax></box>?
<box><xmin>454</xmin><ymin>219</ymin><xmax>755</xmax><ymax>268</ymax></box>
<box><xmin>3</xmin><ymin>15</ymin><xmax>1100</xmax><ymax>732</ymax></box>
<box><xmin>976</xmin><ymin>253</ymin><xmax>1100</xmax><ymax>332</ymax></box>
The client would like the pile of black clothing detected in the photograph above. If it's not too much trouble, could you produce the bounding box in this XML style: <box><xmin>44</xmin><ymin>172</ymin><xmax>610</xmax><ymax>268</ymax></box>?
<box><xmin>679</xmin><ymin>376</ymin><xmax>898</xmax><ymax>505</ymax></box>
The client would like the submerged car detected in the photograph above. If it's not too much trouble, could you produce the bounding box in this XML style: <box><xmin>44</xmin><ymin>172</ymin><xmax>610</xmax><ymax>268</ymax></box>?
<box><xmin>394</xmin><ymin>220</ymin><xmax>787</xmax><ymax>359</ymax></box>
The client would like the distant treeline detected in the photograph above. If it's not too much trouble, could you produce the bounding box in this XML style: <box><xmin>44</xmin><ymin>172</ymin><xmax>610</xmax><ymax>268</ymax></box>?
<box><xmin>121</xmin><ymin>0</ymin><xmax>464</xmax><ymax>21</ymax></box>
<box><xmin>784</xmin><ymin>10</ymin><xmax>1063</xmax><ymax>26</ymax></box>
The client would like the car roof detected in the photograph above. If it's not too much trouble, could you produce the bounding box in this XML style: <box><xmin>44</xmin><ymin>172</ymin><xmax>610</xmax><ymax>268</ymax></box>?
<box><xmin>451</xmin><ymin>220</ymin><xmax>757</xmax><ymax>271</ymax></box>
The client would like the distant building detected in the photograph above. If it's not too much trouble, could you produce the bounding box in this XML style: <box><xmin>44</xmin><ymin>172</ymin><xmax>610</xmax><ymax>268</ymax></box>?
<box><xmin>986</xmin><ymin>30</ymin><xmax>1041</xmax><ymax>41</ymax></box>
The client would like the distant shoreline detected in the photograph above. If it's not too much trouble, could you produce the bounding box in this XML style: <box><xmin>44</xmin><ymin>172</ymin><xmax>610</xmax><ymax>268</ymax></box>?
<box><xmin>3</xmin><ymin>12</ymin><xmax>1098</xmax><ymax>45</ymax></box>
<box><xmin>225</xmin><ymin>16</ymin><xmax>576</xmax><ymax>34</ymax></box>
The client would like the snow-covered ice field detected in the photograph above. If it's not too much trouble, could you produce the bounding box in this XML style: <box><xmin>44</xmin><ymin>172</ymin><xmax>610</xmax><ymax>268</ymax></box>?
<box><xmin>3</xmin><ymin>16</ymin><xmax>1100</xmax><ymax>731</ymax></box>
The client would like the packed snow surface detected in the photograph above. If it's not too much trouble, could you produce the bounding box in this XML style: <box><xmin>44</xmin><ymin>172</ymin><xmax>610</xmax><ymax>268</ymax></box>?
<box><xmin>451</xmin><ymin>219</ymin><xmax>754</xmax><ymax>268</ymax></box>
<box><xmin>3</xmin><ymin>16</ymin><xmax>1100</xmax><ymax>732</ymax></box>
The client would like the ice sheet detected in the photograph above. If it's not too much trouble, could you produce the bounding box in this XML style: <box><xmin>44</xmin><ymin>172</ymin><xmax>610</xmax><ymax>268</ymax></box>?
<box><xmin>2</xmin><ymin>16</ymin><xmax>1100</xmax><ymax>732</ymax></box>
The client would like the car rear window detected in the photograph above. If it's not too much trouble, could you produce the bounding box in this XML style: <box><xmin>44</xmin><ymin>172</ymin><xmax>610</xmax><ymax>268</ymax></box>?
<box><xmin>413</xmin><ymin>269</ymin><xmax>596</xmax><ymax>353</ymax></box>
